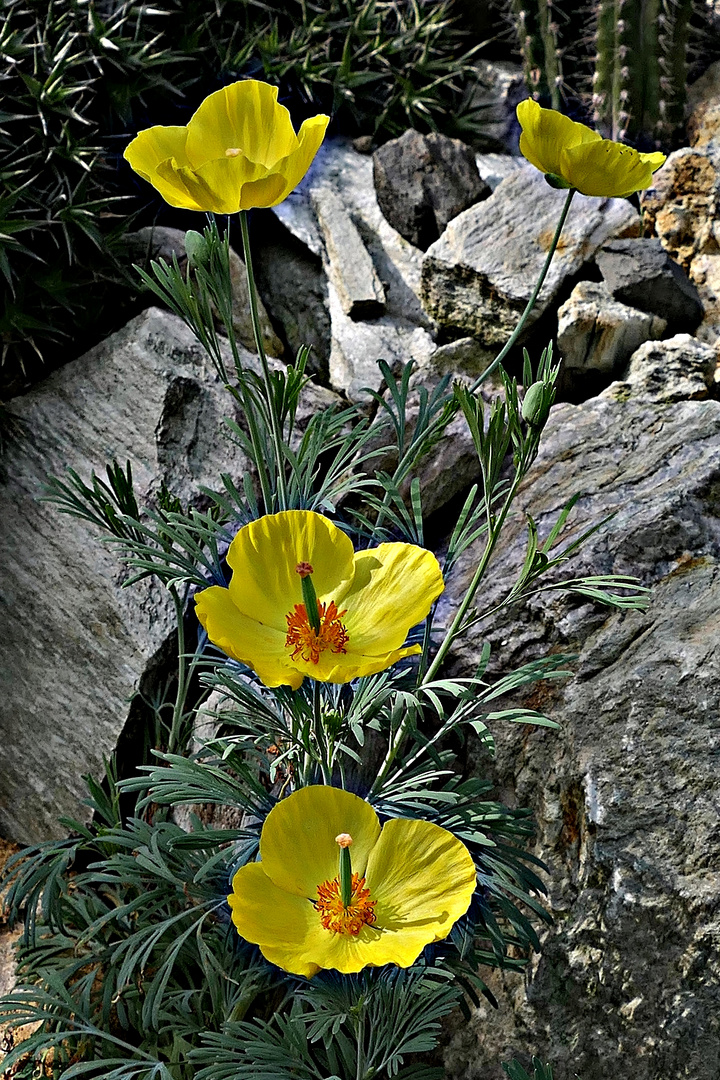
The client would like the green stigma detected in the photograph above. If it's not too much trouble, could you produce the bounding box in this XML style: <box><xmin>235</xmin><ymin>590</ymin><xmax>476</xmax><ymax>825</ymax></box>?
<box><xmin>296</xmin><ymin>562</ymin><xmax>321</xmax><ymax>634</ymax></box>
<box><xmin>336</xmin><ymin>833</ymin><xmax>353</xmax><ymax>908</ymax></box>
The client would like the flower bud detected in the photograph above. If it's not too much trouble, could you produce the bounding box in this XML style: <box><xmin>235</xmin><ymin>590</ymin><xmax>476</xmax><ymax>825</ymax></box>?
<box><xmin>522</xmin><ymin>382</ymin><xmax>551</xmax><ymax>427</ymax></box>
<box><xmin>184</xmin><ymin>229</ymin><xmax>210</xmax><ymax>268</ymax></box>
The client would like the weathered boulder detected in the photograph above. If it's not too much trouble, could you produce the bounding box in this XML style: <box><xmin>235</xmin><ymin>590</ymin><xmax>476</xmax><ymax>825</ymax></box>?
<box><xmin>475</xmin><ymin>152</ymin><xmax>523</xmax><ymax>192</ymax></box>
<box><xmin>0</xmin><ymin>307</ymin><xmax>336</xmax><ymax>843</ymax></box>
<box><xmin>609</xmin><ymin>334</ymin><xmax>717</xmax><ymax>404</ymax></box>
<box><xmin>461</xmin><ymin>59</ymin><xmax>527</xmax><ymax>153</ymax></box>
<box><xmin>687</xmin><ymin>59</ymin><xmax>720</xmax><ymax>159</ymax></box>
<box><xmin>252</xmin><ymin>213</ymin><xmax>331</xmax><ymax>380</ymax></box>
<box><xmin>439</xmin><ymin>362</ymin><xmax>720</xmax><ymax>1078</ymax></box>
<box><xmin>372</xmin><ymin>130</ymin><xmax>490</xmax><ymax>250</ymax></box>
<box><xmin>311</xmin><ymin>186</ymin><xmax>385</xmax><ymax>318</ymax></box>
<box><xmin>640</xmin><ymin>148</ymin><xmax>720</xmax><ymax>348</ymax></box>
<box><xmin>595</xmin><ymin>238</ymin><xmax>703</xmax><ymax>335</ymax></box>
<box><xmin>557</xmin><ymin>280</ymin><xmax>666</xmax><ymax>377</ymax></box>
<box><xmin>421</xmin><ymin>167</ymin><xmax>639</xmax><ymax>346</ymax></box>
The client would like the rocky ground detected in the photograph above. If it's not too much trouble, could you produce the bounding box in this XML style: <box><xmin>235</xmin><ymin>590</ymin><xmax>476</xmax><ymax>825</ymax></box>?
<box><xmin>2</xmin><ymin>56</ymin><xmax>720</xmax><ymax>1080</ymax></box>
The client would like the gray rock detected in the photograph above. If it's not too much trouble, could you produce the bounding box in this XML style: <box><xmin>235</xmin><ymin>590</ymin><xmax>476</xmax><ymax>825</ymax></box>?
<box><xmin>439</xmin><ymin>388</ymin><xmax>720</xmax><ymax>1079</ymax></box>
<box><xmin>475</xmin><ymin>152</ymin><xmax>523</xmax><ymax>192</ymax></box>
<box><xmin>605</xmin><ymin>333</ymin><xmax>717</xmax><ymax>404</ymax></box>
<box><xmin>687</xmin><ymin>58</ymin><xmax>720</xmax><ymax>161</ymax></box>
<box><xmin>557</xmin><ymin>280</ymin><xmax>666</xmax><ymax>375</ymax></box>
<box><xmin>226</xmin><ymin>245</ymin><xmax>284</xmax><ymax>358</ymax></box>
<box><xmin>462</xmin><ymin>59</ymin><xmax>527</xmax><ymax>153</ymax></box>
<box><xmin>595</xmin><ymin>238</ymin><xmax>703</xmax><ymax>334</ymax></box>
<box><xmin>269</xmin><ymin>138</ymin><xmax>436</xmax><ymax>399</ymax></box>
<box><xmin>253</xmin><ymin>214</ymin><xmax>331</xmax><ymax>380</ymax></box>
<box><xmin>0</xmin><ymin>307</ymin><xmax>336</xmax><ymax>843</ymax></box>
<box><xmin>421</xmin><ymin>167</ymin><xmax>639</xmax><ymax>346</ymax></box>
<box><xmin>423</xmin><ymin>337</ymin><xmax>497</xmax><ymax>381</ymax></box>
<box><xmin>311</xmin><ymin>186</ymin><xmax>385</xmax><ymax>318</ymax></box>
<box><xmin>372</xmin><ymin>130</ymin><xmax>490</xmax><ymax>250</ymax></box>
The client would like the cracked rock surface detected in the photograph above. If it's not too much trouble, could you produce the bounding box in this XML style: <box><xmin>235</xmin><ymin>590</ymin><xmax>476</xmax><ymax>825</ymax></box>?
<box><xmin>440</xmin><ymin>383</ymin><xmax>720</xmax><ymax>1079</ymax></box>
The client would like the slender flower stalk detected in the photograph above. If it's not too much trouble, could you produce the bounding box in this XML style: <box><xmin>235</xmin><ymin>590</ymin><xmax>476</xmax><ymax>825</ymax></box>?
<box><xmin>471</xmin><ymin>188</ymin><xmax>574</xmax><ymax>391</ymax></box>
<box><xmin>239</xmin><ymin>210</ymin><xmax>289</xmax><ymax>510</ymax></box>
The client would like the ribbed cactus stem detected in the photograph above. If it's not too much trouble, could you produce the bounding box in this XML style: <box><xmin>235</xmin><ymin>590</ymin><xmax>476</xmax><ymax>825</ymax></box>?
<box><xmin>538</xmin><ymin>0</ymin><xmax>564</xmax><ymax>110</ymax></box>
<box><xmin>657</xmin><ymin>0</ymin><xmax>694</xmax><ymax>138</ymax></box>
<box><xmin>592</xmin><ymin>0</ymin><xmax>617</xmax><ymax>131</ymax></box>
<box><xmin>505</xmin><ymin>0</ymin><xmax>704</xmax><ymax>147</ymax></box>
<box><xmin>510</xmin><ymin>0</ymin><xmax>546</xmax><ymax>99</ymax></box>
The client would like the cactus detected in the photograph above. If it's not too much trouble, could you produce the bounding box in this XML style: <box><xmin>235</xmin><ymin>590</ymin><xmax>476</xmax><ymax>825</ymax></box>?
<box><xmin>503</xmin><ymin>0</ymin><xmax>709</xmax><ymax>149</ymax></box>
<box><xmin>509</xmin><ymin>0</ymin><xmax>567</xmax><ymax>110</ymax></box>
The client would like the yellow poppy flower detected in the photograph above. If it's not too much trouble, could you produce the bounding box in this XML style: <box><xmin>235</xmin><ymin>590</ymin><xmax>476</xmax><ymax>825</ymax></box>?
<box><xmin>124</xmin><ymin>80</ymin><xmax>329</xmax><ymax>213</ymax></box>
<box><xmin>228</xmin><ymin>785</ymin><xmax>477</xmax><ymax>977</ymax></box>
<box><xmin>516</xmin><ymin>99</ymin><xmax>666</xmax><ymax>198</ymax></box>
<box><xmin>195</xmin><ymin>510</ymin><xmax>444</xmax><ymax>689</ymax></box>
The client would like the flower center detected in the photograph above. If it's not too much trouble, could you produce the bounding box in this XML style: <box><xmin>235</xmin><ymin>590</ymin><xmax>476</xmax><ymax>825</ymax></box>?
<box><xmin>315</xmin><ymin>873</ymin><xmax>377</xmax><ymax>936</ymax></box>
<box><xmin>285</xmin><ymin>562</ymin><xmax>349</xmax><ymax>664</ymax></box>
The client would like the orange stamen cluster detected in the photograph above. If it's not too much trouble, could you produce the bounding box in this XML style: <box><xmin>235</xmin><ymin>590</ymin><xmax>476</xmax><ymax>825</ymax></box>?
<box><xmin>285</xmin><ymin>600</ymin><xmax>349</xmax><ymax>664</ymax></box>
<box><xmin>315</xmin><ymin>873</ymin><xmax>377</xmax><ymax>936</ymax></box>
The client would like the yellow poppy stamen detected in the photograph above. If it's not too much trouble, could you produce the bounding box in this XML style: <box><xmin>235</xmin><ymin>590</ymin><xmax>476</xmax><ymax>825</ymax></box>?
<box><xmin>315</xmin><ymin>860</ymin><xmax>377</xmax><ymax>937</ymax></box>
<box><xmin>286</xmin><ymin>562</ymin><xmax>349</xmax><ymax>663</ymax></box>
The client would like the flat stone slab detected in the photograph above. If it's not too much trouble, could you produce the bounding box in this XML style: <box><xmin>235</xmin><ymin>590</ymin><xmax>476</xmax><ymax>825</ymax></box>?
<box><xmin>420</xmin><ymin>165</ymin><xmax>638</xmax><ymax>346</ymax></box>
<box><xmin>312</xmin><ymin>185</ymin><xmax>385</xmax><ymax>318</ymax></box>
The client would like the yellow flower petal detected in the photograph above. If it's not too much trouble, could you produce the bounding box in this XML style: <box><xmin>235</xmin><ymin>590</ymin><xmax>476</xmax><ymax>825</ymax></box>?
<box><xmin>188</xmin><ymin>153</ymin><xmax>278</xmax><ymax>214</ymax></box>
<box><xmin>228</xmin><ymin>863</ymin><xmax>323</xmax><ymax>978</ymax></box>
<box><xmin>517</xmin><ymin>98</ymin><xmax>665</xmax><ymax>198</ymax></box>
<box><xmin>123</xmin><ymin>79</ymin><xmax>329</xmax><ymax>212</ymax></box>
<box><xmin>194</xmin><ymin>584</ymin><xmax>303</xmax><ymax>689</ymax></box>
<box><xmin>366</xmin><ymin>817</ymin><xmax>476</xmax><ymax>940</ymax></box>
<box><xmin>561</xmin><ymin>139</ymin><xmax>660</xmax><ymax>197</ymax></box>
<box><xmin>185</xmin><ymin>81</ymin><xmax>298</xmax><ymax>170</ymax></box>
<box><xmin>231</xmin><ymin>862</ymin><xmax>434</xmax><ymax>976</ymax></box>
<box><xmin>258</xmin><ymin>114</ymin><xmax>330</xmax><ymax>206</ymax></box>
<box><xmin>123</xmin><ymin>126</ymin><xmax>205</xmax><ymax>210</ymax></box>
<box><xmin>517</xmin><ymin>98</ymin><xmax>600</xmax><ymax>177</ymax></box>
<box><xmin>289</xmin><ymin>642</ymin><xmax>421</xmax><ymax>684</ymax></box>
<box><xmin>259</xmin><ymin>786</ymin><xmax>381</xmax><ymax>898</ymax></box>
<box><xmin>335</xmin><ymin>543</ymin><xmax>444</xmax><ymax>654</ymax></box>
<box><xmin>197</xmin><ymin>511</ymin><xmax>443</xmax><ymax>687</ymax></box>
<box><xmin>227</xmin><ymin>511</ymin><xmax>355</xmax><ymax>632</ymax></box>
<box><xmin>260</xmin><ymin>918</ymin><xmax>438</xmax><ymax>975</ymax></box>
<box><xmin>227</xmin><ymin>788</ymin><xmax>478</xmax><ymax>976</ymax></box>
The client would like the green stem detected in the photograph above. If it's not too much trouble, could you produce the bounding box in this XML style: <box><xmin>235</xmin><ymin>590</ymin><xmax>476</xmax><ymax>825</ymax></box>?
<box><xmin>471</xmin><ymin>187</ymin><xmax>575</xmax><ymax>391</ymax></box>
<box><xmin>312</xmin><ymin>679</ymin><xmax>331</xmax><ymax>784</ymax></box>
<box><xmin>369</xmin><ymin>472</ymin><xmax>522</xmax><ymax>798</ymax></box>
<box><xmin>239</xmin><ymin>210</ymin><xmax>288</xmax><ymax>509</ymax></box>
<box><xmin>423</xmin><ymin>474</ymin><xmax>521</xmax><ymax>683</ymax></box>
<box><xmin>168</xmin><ymin>585</ymin><xmax>187</xmax><ymax>755</ymax></box>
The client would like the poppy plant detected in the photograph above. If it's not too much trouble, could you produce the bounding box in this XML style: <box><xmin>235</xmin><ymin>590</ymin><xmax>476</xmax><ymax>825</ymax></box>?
<box><xmin>124</xmin><ymin>79</ymin><xmax>329</xmax><ymax>213</ymax></box>
<box><xmin>517</xmin><ymin>98</ymin><xmax>665</xmax><ymax>198</ymax></box>
<box><xmin>195</xmin><ymin>510</ymin><xmax>444</xmax><ymax>689</ymax></box>
<box><xmin>227</xmin><ymin>785</ymin><xmax>477</xmax><ymax>977</ymax></box>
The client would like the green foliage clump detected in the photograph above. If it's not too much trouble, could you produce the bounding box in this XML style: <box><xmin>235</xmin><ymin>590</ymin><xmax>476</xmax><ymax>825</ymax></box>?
<box><xmin>0</xmin><ymin>0</ymin><xmax>484</xmax><ymax>397</ymax></box>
